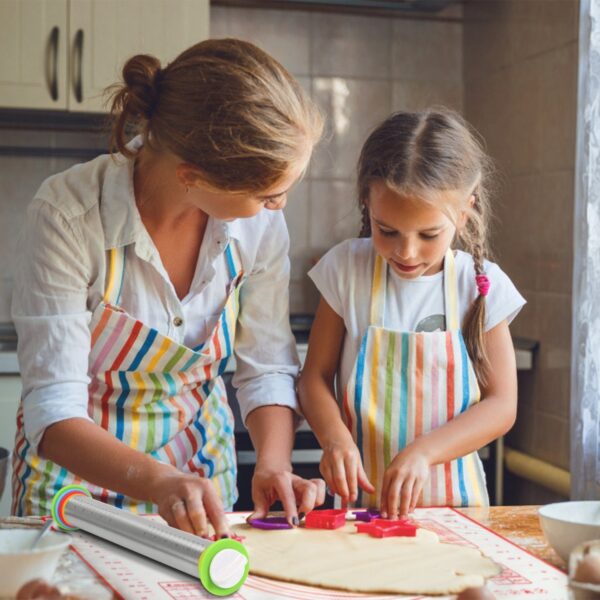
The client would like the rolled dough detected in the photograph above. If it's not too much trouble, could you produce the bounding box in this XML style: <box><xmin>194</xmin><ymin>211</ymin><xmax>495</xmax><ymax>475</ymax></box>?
<box><xmin>231</xmin><ymin>521</ymin><xmax>501</xmax><ymax>595</ymax></box>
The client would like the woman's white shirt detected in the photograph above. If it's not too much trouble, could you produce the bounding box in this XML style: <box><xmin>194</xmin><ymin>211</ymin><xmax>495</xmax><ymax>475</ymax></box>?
<box><xmin>12</xmin><ymin>141</ymin><xmax>300</xmax><ymax>452</ymax></box>
<box><xmin>308</xmin><ymin>238</ymin><xmax>526</xmax><ymax>399</ymax></box>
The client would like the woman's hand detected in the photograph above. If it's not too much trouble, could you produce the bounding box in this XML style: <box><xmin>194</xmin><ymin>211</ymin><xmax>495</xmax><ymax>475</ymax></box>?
<box><xmin>319</xmin><ymin>435</ymin><xmax>374</xmax><ymax>504</ymax></box>
<box><xmin>249</xmin><ymin>461</ymin><xmax>326</xmax><ymax>526</ymax></box>
<box><xmin>148</xmin><ymin>466</ymin><xmax>230</xmax><ymax>539</ymax></box>
<box><xmin>380</xmin><ymin>446</ymin><xmax>431</xmax><ymax>519</ymax></box>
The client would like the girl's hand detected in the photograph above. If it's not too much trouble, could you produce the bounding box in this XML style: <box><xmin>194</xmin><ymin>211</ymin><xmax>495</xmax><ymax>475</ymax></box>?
<box><xmin>249</xmin><ymin>461</ymin><xmax>326</xmax><ymax>525</ymax></box>
<box><xmin>380</xmin><ymin>447</ymin><xmax>430</xmax><ymax>519</ymax></box>
<box><xmin>319</xmin><ymin>437</ymin><xmax>375</xmax><ymax>504</ymax></box>
<box><xmin>148</xmin><ymin>467</ymin><xmax>230</xmax><ymax>539</ymax></box>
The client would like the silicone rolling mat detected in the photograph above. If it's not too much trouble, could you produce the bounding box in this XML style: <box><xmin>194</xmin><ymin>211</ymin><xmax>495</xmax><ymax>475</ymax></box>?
<box><xmin>68</xmin><ymin>507</ymin><xmax>568</xmax><ymax>600</ymax></box>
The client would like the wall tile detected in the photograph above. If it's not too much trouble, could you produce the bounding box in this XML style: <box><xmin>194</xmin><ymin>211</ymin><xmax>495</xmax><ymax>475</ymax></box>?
<box><xmin>492</xmin><ymin>171</ymin><xmax>575</xmax><ymax>297</ymax></box>
<box><xmin>534</xmin><ymin>291</ymin><xmax>572</xmax><ymax>420</ymax></box>
<box><xmin>538</xmin><ymin>43</ymin><xmax>578</xmax><ymax>173</ymax></box>
<box><xmin>491</xmin><ymin>174</ymin><xmax>542</xmax><ymax>294</ymax></box>
<box><xmin>392</xmin><ymin>18</ymin><xmax>462</xmax><ymax>83</ymax></box>
<box><xmin>464</xmin><ymin>0</ymin><xmax>578</xmax><ymax>83</ymax></box>
<box><xmin>210</xmin><ymin>6</ymin><xmax>311</xmax><ymax>76</ymax></box>
<box><xmin>504</xmin><ymin>59</ymin><xmax>544</xmax><ymax>176</ymax></box>
<box><xmin>535</xmin><ymin>170</ymin><xmax>575</xmax><ymax>295</ymax></box>
<box><xmin>509</xmin><ymin>0</ymin><xmax>578</xmax><ymax>65</ymax></box>
<box><xmin>464</xmin><ymin>69</ymin><xmax>520</xmax><ymax>178</ymax></box>
<box><xmin>463</xmin><ymin>1</ymin><xmax>513</xmax><ymax>83</ymax></box>
<box><xmin>506</xmin><ymin>403</ymin><xmax>537</xmax><ymax>456</ymax></box>
<box><xmin>311</xmin><ymin>78</ymin><xmax>391</xmax><ymax>180</ymax></box>
<box><xmin>308</xmin><ymin>179</ymin><xmax>361</xmax><ymax>255</ymax></box>
<box><xmin>310</xmin><ymin>13</ymin><xmax>391</xmax><ymax>79</ymax></box>
<box><xmin>533</xmin><ymin>412</ymin><xmax>570</xmax><ymax>471</ymax></box>
<box><xmin>392</xmin><ymin>80</ymin><xmax>463</xmax><ymax>113</ymax></box>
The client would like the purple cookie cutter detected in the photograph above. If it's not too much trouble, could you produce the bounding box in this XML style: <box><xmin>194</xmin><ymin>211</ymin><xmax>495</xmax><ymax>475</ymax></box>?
<box><xmin>247</xmin><ymin>516</ymin><xmax>293</xmax><ymax>530</ymax></box>
<box><xmin>353</xmin><ymin>508</ymin><xmax>381</xmax><ymax>522</ymax></box>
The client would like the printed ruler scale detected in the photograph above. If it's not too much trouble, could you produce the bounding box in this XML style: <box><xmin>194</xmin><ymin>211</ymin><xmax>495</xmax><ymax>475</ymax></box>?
<box><xmin>66</xmin><ymin>507</ymin><xmax>568</xmax><ymax>600</ymax></box>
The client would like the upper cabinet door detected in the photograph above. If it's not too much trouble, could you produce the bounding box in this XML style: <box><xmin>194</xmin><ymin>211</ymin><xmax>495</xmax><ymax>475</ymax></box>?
<box><xmin>0</xmin><ymin>0</ymin><xmax>68</xmax><ymax>109</ymax></box>
<box><xmin>68</xmin><ymin>0</ymin><xmax>209</xmax><ymax>112</ymax></box>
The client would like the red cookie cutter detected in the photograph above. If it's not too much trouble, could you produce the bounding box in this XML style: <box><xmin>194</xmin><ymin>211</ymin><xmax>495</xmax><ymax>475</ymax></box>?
<box><xmin>355</xmin><ymin>518</ymin><xmax>418</xmax><ymax>538</ymax></box>
<box><xmin>304</xmin><ymin>509</ymin><xmax>347</xmax><ymax>530</ymax></box>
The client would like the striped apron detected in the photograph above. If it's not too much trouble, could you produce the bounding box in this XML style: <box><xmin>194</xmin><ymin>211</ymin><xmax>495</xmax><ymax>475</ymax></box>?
<box><xmin>343</xmin><ymin>249</ymin><xmax>489</xmax><ymax>509</ymax></box>
<box><xmin>12</xmin><ymin>242</ymin><xmax>243</xmax><ymax>516</ymax></box>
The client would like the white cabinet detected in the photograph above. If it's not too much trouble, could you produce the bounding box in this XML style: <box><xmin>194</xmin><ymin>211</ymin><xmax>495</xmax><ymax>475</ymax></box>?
<box><xmin>0</xmin><ymin>0</ymin><xmax>209</xmax><ymax>112</ymax></box>
<box><xmin>0</xmin><ymin>0</ymin><xmax>68</xmax><ymax>109</ymax></box>
<box><xmin>0</xmin><ymin>376</ymin><xmax>22</xmax><ymax>517</ymax></box>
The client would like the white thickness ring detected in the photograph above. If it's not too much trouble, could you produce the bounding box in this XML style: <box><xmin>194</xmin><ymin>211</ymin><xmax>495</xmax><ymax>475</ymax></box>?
<box><xmin>209</xmin><ymin>548</ymin><xmax>248</xmax><ymax>589</ymax></box>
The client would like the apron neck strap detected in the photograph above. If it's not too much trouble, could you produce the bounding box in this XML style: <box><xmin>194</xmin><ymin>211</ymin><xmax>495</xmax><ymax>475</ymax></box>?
<box><xmin>224</xmin><ymin>239</ymin><xmax>243</xmax><ymax>280</ymax></box>
<box><xmin>369</xmin><ymin>252</ymin><xmax>387</xmax><ymax>327</ymax></box>
<box><xmin>443</xmin><ymin>248</ymin><xmax>460</xmax><ymax>331</ymax></box>
<box><xmin>369</xmin><ymin>247</ymin><xmax>460</xmax><ymax>330</ymax></box>
<box><xmin>104</xmin><ymin>246</ymin><xmax>127</xmax><ymax>305</ymax></box>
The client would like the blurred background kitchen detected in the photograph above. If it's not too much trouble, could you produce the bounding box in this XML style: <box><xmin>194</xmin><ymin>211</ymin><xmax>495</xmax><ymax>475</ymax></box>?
<box><xmin>0</xmin><ymin>0</ymin><xmax>594</xmax><ymax>516</ymax></box>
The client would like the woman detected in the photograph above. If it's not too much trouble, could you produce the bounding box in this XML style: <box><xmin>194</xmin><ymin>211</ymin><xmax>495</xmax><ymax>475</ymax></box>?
<box><xmin>11</xmin><ymin>38</ymin><xmax>325</xmax><ymax>537</ymax></box>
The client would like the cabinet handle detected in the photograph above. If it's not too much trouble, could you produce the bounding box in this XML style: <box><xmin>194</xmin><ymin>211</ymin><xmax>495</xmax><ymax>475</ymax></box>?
<box><xmin>46</xmin><ymin>26</ymin><xmax>59</xmax><ymax>101</ymax></box>
<box><xmin>73</xmin><ymin>29</ymin><xmax>84</xmax><ymax>103</ymax></box>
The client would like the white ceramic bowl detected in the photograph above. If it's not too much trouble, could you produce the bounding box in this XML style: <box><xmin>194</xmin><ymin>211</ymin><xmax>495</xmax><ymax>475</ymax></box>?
<box><xmin>0</xmin><ymin>528</ymin><xmax>71</xmax><ymax>597</ymax></box>
<box><xmin>539</xmin><ymin>501</ymin><xmax>600</xmax><ymax>562</ymax></box>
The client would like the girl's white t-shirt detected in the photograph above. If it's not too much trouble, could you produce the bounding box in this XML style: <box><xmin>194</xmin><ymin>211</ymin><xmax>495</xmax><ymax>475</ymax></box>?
<box><xmin>308</xmin><ymin>238</ymin><xmax>526</xmax><ymax>397</ymax></box>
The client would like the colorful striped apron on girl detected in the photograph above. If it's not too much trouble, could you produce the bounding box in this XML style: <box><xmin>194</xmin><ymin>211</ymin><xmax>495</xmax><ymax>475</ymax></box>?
<box><xmin>12</xmin><ymin>242</ymin><xmax>244</xmax><ymax>516</ymax></box>
<box><xmin>343</xmin><ymin>249</ymin><xmax>489</xmax><ymax>509</ymax></box>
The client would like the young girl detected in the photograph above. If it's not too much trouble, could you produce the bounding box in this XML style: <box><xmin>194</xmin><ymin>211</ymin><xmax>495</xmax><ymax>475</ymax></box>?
<box><xmin>12</xmin><ymin>38</ymin><xmax>325</xmax><ymax>536</ymax></box>
<box><xmin>299</xmin><ymin>109</ymin><xmax>525</xmax><ymax>520</ymax></box>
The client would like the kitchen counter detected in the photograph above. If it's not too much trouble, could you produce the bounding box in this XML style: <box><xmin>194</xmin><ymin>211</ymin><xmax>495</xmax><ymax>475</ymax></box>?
<box><xmin>457</xmin><ymin>505</ymin><xmax>563</xmax><ymax>570</ymax></box>
<box><xmin>0</xmin><ymin>505</ymin><xmax>563</xmax><ymax>598</ymax></box>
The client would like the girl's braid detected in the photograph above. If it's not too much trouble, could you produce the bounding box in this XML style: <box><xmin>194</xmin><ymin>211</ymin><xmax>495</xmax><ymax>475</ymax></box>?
<box><xmin>462</xmin><ymin>191</ymin><xmax>490</xmax><ymax>386</ymax></box>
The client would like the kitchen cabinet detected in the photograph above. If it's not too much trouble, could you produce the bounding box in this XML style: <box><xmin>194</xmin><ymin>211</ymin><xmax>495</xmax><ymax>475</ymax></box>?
<box><xmin>0</xmin><ymin>376</ymin><xmax>21</xmax><ymax>517</ymax></box>
<box><xmin>0</xmin><ymin>0</ymin><xmax>209</xmax><ymax>112</ymax></box>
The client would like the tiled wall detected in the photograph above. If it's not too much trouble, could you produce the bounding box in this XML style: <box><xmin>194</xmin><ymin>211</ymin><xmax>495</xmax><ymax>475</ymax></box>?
<box><xmin>463</xmin><ymin>0</ymin><xmax>579</xmax><ymax>503</ymax></box>
<box><xmin>211</xmin><ymin>4</ymin><xmax>463</xmax><ymax>313</ymax></box>
<box><xmin>0</xmin><ymin>5</ymin><xmax>463</xmax><ymax>320</ymax></box>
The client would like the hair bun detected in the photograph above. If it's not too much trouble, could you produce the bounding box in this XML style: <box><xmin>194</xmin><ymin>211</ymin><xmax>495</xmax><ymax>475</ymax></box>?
<box><xmin>120</xmin><ymin>54</ymin><xmax>162</xmax><ymax>120</ymax></box>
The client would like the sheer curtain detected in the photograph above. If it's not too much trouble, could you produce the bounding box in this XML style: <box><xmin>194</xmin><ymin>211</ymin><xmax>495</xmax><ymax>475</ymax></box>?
<box><xmin>571</xmin><ymin>0</ymin><xmax>600</xmax><ymax>499</ymax></box>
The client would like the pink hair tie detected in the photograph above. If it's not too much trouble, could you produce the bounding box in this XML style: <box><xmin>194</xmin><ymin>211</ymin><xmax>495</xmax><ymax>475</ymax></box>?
<box><xmin>476</xmin><ymin>274</ymin><xmax>490</xmax><ymax>297</ymax></box>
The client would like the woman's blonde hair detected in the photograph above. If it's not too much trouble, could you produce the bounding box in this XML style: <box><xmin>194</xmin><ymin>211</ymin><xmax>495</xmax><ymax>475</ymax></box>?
<box><xmin>357</xmin><ymin>108</ymin><xmax>494</xmax><ymax>386</ymax></box>
<box><xmin>108</xmin><ymin>38</ymin><xmax>323</xmax><ymax>193</ymax></box>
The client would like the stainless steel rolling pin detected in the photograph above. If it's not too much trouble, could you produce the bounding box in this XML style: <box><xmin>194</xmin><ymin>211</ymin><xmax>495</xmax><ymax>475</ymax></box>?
<box><xmin>51</xmin><ymin>485</ymin><xmax>249</xmax><ymax>596</ymax></box>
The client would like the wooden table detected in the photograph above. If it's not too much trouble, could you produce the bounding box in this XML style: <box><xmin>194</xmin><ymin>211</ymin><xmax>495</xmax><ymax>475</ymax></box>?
<box><xmin>458</xmin><ymin>505</ymin><xmax>564</xmax><ymax>570</ymax></box>
<box><xmin>0</xmin><ymin>505</ymin><xmax>565</xmax><ymax>597</ymax></box>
